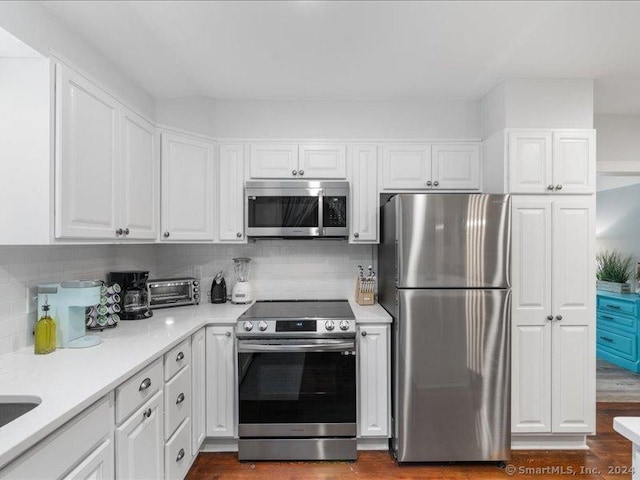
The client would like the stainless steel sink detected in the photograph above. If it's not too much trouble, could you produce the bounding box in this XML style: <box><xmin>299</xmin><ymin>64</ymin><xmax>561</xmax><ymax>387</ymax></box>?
<box><xmin>0</xmin><ymin>396</ymin><xmax>41</xmax><ymax>428</ymax></box>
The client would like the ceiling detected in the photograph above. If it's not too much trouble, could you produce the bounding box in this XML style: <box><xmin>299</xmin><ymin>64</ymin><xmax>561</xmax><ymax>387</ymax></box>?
<box><xmin>0</xmin><ymin>27</ymin><xmax>41</xmax><ymax>58</ymax></box>
<box><xmin>39</xmin><ymin>1</ymin><xmax>640</xmax><ymax>113</ymax></box>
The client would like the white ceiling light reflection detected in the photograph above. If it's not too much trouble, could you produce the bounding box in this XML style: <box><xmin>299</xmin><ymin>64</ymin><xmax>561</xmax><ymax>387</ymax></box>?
<box><xmin>165</xmin><ymin>318</ymin><xmax>175</xmax><ymax>325</ymax></box>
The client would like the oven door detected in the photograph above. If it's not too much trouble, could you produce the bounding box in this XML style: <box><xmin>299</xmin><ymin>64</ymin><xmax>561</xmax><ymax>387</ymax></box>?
<box><xmin>237</xmin><ymin>338</ymin><xmax>357</xmax><ymax>438</ymax></box>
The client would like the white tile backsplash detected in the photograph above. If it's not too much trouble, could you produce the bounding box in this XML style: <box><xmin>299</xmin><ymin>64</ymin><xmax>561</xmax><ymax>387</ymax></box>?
<box><xmin>0</xmin><ymin>240</ymin><xmax>374</xmax><ymax>356</ymax></box>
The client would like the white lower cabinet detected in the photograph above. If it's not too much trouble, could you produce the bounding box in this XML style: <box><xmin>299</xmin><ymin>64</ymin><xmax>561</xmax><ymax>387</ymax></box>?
<box><xmin>0</xmin><ymin>395</ymin><xmax>114</xmax><ymax>480</ymax></box>
<box><xmin>165</xmin><ymin>419</ymin><xmax>192</xmax><ymax>480</ymax></box>
<box><xmin>357</xmin><ymin>324</ymin><xmax>390</xmax><ymax>438</ymax></box>
<box><xmin>511</xmin><ymin>196</ymin><xmax>595</xmax><ymax>439</ymax></box>
<box><xmin>191</xmin><ymin>328</ymin><xmax>207</xmax><ymax>457</ymax></box>
<box><xmin>115</xmin><ymin>390</ymin><xmax>164</xmax><ymax>480</ymax></box>
<box><xmin>206</xmin><ymin>325</ymin><xmax>236</xmax><ymax>438</ymax></box>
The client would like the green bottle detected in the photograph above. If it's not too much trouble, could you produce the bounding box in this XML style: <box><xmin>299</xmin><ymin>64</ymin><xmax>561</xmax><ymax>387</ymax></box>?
<box><xmin>34</xmin><ymin>296</ymin><xmax>56</xmax><ymax>355</ymax></box>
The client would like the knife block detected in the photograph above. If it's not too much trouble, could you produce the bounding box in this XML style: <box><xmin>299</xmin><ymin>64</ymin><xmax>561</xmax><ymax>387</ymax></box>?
<box><xmin>355</xmin><ymin>278</ymin><xmax>375</xmax><ymax>305</ymax></box>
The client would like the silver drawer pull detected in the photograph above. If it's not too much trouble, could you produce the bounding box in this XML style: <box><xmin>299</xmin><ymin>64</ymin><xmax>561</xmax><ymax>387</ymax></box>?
<box><xmin>176</xmin><ymin>448</ymin><xmax>185</xmax><ymax>462</ymax></box>
<box><xmin>600</xmin><ymin>336</ymin><xmax>614</xmax><ymax>343</ymax></box>
<box><xmin>143</xmin><ymin>408</ymin><xmax>152</xmax><ymax>419</ymax></box>
<box><xmin>601</xmin><ymin>315</ymin><xmax>614</xmax><ymax>321</ymax></box>
<box><xmin>176</xmin><ymin>351</ymin><xmax>184</xmax><ymax>362</ymax></box>
<box><xmin>139</xmin><ymin>378</ymin><xmax>152</xmax><ymax>391</ymax></box>
<box><xmin>176</xmin><ymin>392</ymin><xmax>185</xmax><ymax>405</ymax></box>
<box><xmin>606</xmin><ymin>304</ymin><xmax>621</xmax><ymax>309</ymax></box>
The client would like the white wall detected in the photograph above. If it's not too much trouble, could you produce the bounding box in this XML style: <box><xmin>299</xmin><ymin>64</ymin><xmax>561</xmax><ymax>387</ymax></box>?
<box><xmin>595</xmin><ymin>114</ymin><xmax>640</xmax><ymax>173</ymax></box>
<box><xmin>0</xmin><ymin>3</ymin><xmax>155</xmax><ymax>119</ymax></box>
<box><xmin>156</xmin><ymin>97</ymin><xmax>482</xmax><ymax>139</ymax></box>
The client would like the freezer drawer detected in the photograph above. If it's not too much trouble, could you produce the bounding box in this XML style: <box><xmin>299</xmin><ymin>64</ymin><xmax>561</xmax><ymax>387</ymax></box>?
<box><xmin>393</xmin><ymin>288</ymin><xmax>511</xmax><ymax>462</ymax></box>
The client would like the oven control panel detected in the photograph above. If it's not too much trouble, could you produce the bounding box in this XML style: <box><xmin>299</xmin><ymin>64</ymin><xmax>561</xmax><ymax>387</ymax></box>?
<box><xmin>236</xmin><ymin>318</ymin><xmax>356</xmax><ymax>337</ymax></box>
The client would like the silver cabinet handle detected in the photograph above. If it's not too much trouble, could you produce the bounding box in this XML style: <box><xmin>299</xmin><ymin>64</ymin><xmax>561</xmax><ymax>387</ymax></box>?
<box><xmin>176</xmin><ymin>448</ymin><xmax>185</xmax><ymax>462</ymax></box>
<box><xmin>353</xmin><ymin>232</ymin><xmax>359</xmax><ymax>238</ymax></box>
<box><xmin>546</xmin><ymin>315</ymin><xmax>554</xmax><ymax>321</ymax></box>
<box><xmin>163</xmin><ymin>232</ymin><xmax>170</xmax><ymax>238</ymax></box>
<box><xmin>143</xmin><ymin>408</ymin><xmax>152</xmax><ymax>419</ymax></box>
<box><xmin>433</xmin><ymin>181</ymin><xmax>439</xmax><ymax>187</ymax></box>
<box><xmin>606</xmin><ymin>304</ymin><xmax>621</xmax><ymax>309</ymax></box>
<box><xmin>426</xmin><ymin>181</ymin><xmax>432</xmax><ymax>187</ymax></box>
<box><xmin>116</xmin><ymin>228</ymin><xmax>123</xmax><ymax>236</ymax></box>
<box><xmin>139</xmin><ymin>378</ymin><xmax>151</xmax><ymax>391</ymax></box>
<box><xmin>225</xmin><ymin>331</ymin><xmax>231</xmax><ymax>337</ymax></box>
<box><xmin>556</xmin><ymin>184</ymin><xmax>563</xmax><ymax>190</ymax></box>
<box><xmin>361</xmin><ymin>331</ymin><xmax>367</xmax><ymax>337</ymax></box>
<box><xmin>292</xmin><ymin>170</ymin><xmax>298</xmax><ymax>176</ymax></box>
<box><xmin>600</xmin><ymin>336</ymin><xmax>614</xmax><ymax>343</ymax></box>
<box><xmin>298</xmin><ymin>170</ymin><xmax>305</xmax><ymax>176</ymax></box>
<box><xmin>601</xmin><ymin>315</ymin><xmax>614</xmax><ymax>321</ymax></box>
<box><xmin>547</xmin><ymin>185</ymin><xmax>554</xmax><ymax>191</ymax></box>
<box><xmin>555</xmin><ymin>315</ymin><xmax>563</xmax><ymax>321</ymax></box>
<box><xmin>176</xmin><ymin>351</ymin><xmax>184</xmax><ymax>362</ymax></box>
<box><xmin>176</xmin><ymin>392</ymin><xmax>185</xmax><ymax>404</ymax></box>
<box><xmin>124</xmin><ymin>228</ymin><xmax>130</xmax><ymax>235</ymax></box>
<box><xmin>236</xmin><ymin>232</ymin><xmax>242</xmax><ymax>238</ymax></box>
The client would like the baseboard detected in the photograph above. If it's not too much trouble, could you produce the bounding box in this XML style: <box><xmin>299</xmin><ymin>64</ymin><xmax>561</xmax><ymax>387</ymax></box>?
<box><xmin>512</xmin><ymin>434</ymin><xmax>588</xmax><ymax>450</ymax></box>
<box><xmin>357</xmin><ymin>438</ymin><xmax>390</xmax><ymax>450</ymax></box>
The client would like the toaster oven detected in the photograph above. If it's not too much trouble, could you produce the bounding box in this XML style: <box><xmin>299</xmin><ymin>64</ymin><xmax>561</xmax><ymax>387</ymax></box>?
<box><xmin>147</xmin><ymin>277</ymin><xmax>200</xmax><ymax>309</ymax></box>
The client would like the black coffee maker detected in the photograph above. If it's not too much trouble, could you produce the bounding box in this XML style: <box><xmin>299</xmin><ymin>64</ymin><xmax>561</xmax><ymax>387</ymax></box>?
<box><xmin>109</xmin><ymin>271</ymin><xmax>153</xmax><ymax>320</ymax></box>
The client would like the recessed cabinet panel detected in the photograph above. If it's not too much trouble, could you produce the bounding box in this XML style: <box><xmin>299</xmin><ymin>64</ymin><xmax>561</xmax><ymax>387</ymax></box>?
<box><xmin>56</xmin><ymin>63</ymin><xmax>118</xmax><ymax>238</ymax></box>
<box><xmin>299</xmin><ymin>144</ymin><xmax>347</xmax><ymax>178</ymax></box>
<box><xmin>358</xmin><ymin>325</ymin><xmax>390</xmax><ymax>437</ymax></box>
<box><xmin>552</xmin><ymin>131</ymin><xmax>595</xmax><ymax>194</ymax></box>
<box><xmin>219</xmin><ymin>144</ymin><xmax>246</xmax><ymax>242</ymax></box>
<box><xmin>206</xmin><ymin>326</ymin><xmax>236</xmax><ymax>438</ymax></box>
<box><xmin>191</xmin><ymin>329</ymin><xmax>206</xmax><ymax>456</ymax></box>
<box><xmin>161</xmin><ymin>133</ymin><xmax>215</xmax><ymax>241</ymax></box>
<box><xmin>381</xmin><ymin>145</ymin><xmax>431</xmax><ymax>190</ymax></box>
<box><xmin>508</xmin><ymin>132</ymin><xmax>552</xmax><ymax>194</ymax></box>
<box><xmin>250</xmin><ymin>144</ymin><xmax>298</xmax><ymax>178</ymax></box>
<box><xmin>121</xmin><ymin>108</ymin><xmax>158</xmax><ymax>239</ymax></box>
<box><xmin>350</xmin><ymin>145</ymin><xmax>378</xmax><ymax>243</ymax></box>
<box><xmin>431</xmin><ymin>144</ymin><xmax>481</xmax><ymax>190</ymax></box>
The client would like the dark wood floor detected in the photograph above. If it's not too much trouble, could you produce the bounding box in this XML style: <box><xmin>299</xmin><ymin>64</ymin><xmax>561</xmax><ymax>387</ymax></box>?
<box><xmin>187</xmin><ymin>403</ymin><xmax>640</xmax><ymax>480</ymax></box>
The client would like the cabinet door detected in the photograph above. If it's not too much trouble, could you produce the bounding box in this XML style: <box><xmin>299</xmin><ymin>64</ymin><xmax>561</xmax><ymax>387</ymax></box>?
<box><xmin>552</xmin><ymin>130</ymin><xmax>595</xmax><ymax>194</ymax></box>
<box><xmin>358</xmin><ymin>325</ymin><xmax>390</xmax><ymax>438</ymax></box>
<box><xmin>115</xmin><ymin>391</ymin><xmax>164</xmax><ymax>480</ymax></box>
<box><xmin>551</xmin><ymin>198</ymin><xmax>595</xmax><ymax>434</ymax></box>
<box><xmin>299</xmin><ymin>144</ymin><xmax>347</xmax><ymax>178</ymax></box>
<box><xmin>381</xmin><ymin>145</ymin><xmax>431</xmax><ymax>190</ymax></box>
<box><xmin>249</xmin><ymin>143</ymin><xmax>298</xmax><ymax>178</ymax></box>
<box><xmin>61</xmin><ymin>437</ymin><xmax>114</xmax><ymax>480</ymax></box>
<box><xmin>350</xmin><ymin>145</ymin><xmax>378</xmax><ymax>243</ymax></box>
<box><xmin>191</xmin><ymin>328</ymin><xmax>206</xmax><ymax>457</ymax></box>
<box><xmin>431</xmin><ymin>144</ymin><xmax>481</xmax><ymax>190</ymax></box>
<box><xmin>161</xmin><ymin>132</ymin><xmax>215</xmax><ymax>241</ymax></box>
<box><xmin>120</xmin><ymin>107</ymin><xmax>158</xmax><ymax>239</ymax></box>
<box><xmin>508</xmin><ymin>131</ymin><xmax>553</xmax><ymax>194</ymax></box>
<box><xmin>218</xmin><ymin>144</ymin><xmax>246</xmax><ymax>242</ymax></box>
<box><xmin>511</xmin><ymin>197</ymin><xmax>552</xmax><ymax>433</ymax></box>
<box><xmin>55</xmin><ymin>63</ymin><xmax>119</xmax><ymax>239</ymax></box>
<box><xmin>206</xmin><ymin>326</ymin><xmax>236</xmax><ymax>438</ymax></box>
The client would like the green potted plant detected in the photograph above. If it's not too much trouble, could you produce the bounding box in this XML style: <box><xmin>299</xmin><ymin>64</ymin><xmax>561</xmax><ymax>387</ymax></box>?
<box><xmin>596</xmin><ymin>250</ymin><xmax>633</xmax><ymax>294</ymax></box>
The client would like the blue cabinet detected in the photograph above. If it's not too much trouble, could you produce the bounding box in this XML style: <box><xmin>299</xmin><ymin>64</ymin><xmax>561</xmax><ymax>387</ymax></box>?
<box><xmin>596</xmin><ymin>291</ymin><xmax>640</xmax><ymax>373</ymax></box>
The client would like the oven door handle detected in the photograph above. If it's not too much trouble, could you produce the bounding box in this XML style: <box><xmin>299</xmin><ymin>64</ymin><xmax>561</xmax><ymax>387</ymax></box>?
<box><xmin>237</xmin><ymin>340</ymin><xmax>355</xmax><ymax>353</ymax></box>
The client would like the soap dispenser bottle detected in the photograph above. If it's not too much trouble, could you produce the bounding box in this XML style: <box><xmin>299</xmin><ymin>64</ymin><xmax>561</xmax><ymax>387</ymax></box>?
<box><xmin>34</xmin><ymin>296</ymin><xmax>56</xmax><ymax>354</ymax></box>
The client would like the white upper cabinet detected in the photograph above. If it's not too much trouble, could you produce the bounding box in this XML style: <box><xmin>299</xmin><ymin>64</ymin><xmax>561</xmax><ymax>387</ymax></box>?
<box><xmin>250</xmin><ymin>143</ymin><xmax>347</xmax><ymax>179</ymax></box>
<box><xmin>250</xmin><ymin>143</ymin><xmax>298</xmax><ymax>178</ymax></box>
<box><xmin>55</xmin><ymin>61</ymin><xmax>159</xmax><ymax>241</ymax></box>
<box><xmin>161</xmin><ymin>132</ymin><xmax>215</xmax><ymax>242</ymax></box>
<box><xmin>218</xmin><ymin>144</ymin><xmax>246</xmax><ymax>242</ymax></box>
<box><xmin>507</xmin><ymin>130</ymin><xmax>595</xmax><ymax>194</ymax></box>
<box><xmin>55</xmin><ymin>62</ymin><xmax>119</xmax><ymax>239</ymax></box>
<box><xmin>552</xmin><ymin>131</ymin><xmax>596</xmax><ymax>194</ymax></box>
<box><xmin>299</xmin><ymin>144</ymin><xmax>347</xmax><ymax>178</ymax></box>
<box><xmin>349</xmin><ymin>145</ymin><xmax>378</xmax><ymax>243</ymax></box>
<box><xmin>431</xmin><ymin>144</ymin><xmax>481</xmax><ymax>190</ymax></box>
<box><xmin>381</xmin><ymin>143</ymin><xmax>481</xmax><ymax>191</ymax></box>
<box><xmin>120</xmin><ymin>107</ymin><xmax>158</xmax><ymax>240</ymax></box>
<box><xmin>381</xmin><ymin>144</ymin><xmax>431</xmax><ymax>189</ymax></box>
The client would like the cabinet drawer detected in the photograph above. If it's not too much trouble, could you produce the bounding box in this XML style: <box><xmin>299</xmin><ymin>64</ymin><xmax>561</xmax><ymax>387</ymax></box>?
<box><xmin>597</xmin><ymin>296</ymin><xmax>637</xmax><ymax>317</ymax></box>
<box><xmin>597</xmin><ymin>311</ymin><xmax>636</xmax><ymax>334</ymax></box>
<box><xmin>165</xmin><ymin>418</ymin><xmax>191</xmax><ymax>480</ymax></box>
<box><xmin>597</xmin><ymin>328</ymin><xmax>637</xmax><ymax>361</ymax></box>
<box><xmin>165</xmin><ymin>339</ymin><xmax>191</xmax><ymax>381</ymax></box>
<box><xmin>116</xmin><ymin>357</ymin><xmax>163</xmax><ymax>424</ymax></box>
<box><xmin>165</xmin><ymin>365</ymin><xmax>192</xmax><ymax>440</ymax></box>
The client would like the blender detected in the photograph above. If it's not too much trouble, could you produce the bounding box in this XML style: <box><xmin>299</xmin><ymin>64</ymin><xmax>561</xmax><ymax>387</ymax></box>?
<box><xmin>231</xmin><ymin>258</ymin><xmax>253</xmax><ymax>304</ymax></box>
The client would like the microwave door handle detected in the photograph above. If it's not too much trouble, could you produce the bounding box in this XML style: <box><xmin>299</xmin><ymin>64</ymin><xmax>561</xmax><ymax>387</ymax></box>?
<box><xmin>318</xmin><ymin>188</ymin><xmax>324</xmax><ymax>236</ymax></box>
<box><xmin>237</xmin><ymin>341</ymin><xmax>355</xmax><ymax>353</ymax></box>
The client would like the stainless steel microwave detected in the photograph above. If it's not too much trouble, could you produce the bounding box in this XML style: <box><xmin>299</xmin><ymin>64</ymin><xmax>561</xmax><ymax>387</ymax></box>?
<box><xmin>245</xmin><ymin>181</ymin><xmax>349</xmax><ymax>238</ymax></box>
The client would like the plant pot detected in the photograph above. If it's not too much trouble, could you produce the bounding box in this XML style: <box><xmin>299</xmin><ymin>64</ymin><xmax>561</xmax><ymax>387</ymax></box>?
<box><xmin>596</xmin><ymin>280</ymin><xmax>631</xmax><ymax>294</ymax></box>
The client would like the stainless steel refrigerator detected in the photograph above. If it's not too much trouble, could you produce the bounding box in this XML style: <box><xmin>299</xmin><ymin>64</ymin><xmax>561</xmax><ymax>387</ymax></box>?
<box><xmin>378</xmin><ymin>194</ymin><xmax>511</xmax><ymax>463</ymax></box>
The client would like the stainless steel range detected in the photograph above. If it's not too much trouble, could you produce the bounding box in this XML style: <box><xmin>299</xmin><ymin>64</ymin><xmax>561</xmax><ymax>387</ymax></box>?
<box><xmin>236</xmin><ymin>300</ymin><xmax>357</xmax><ymax>461</ymax></box>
